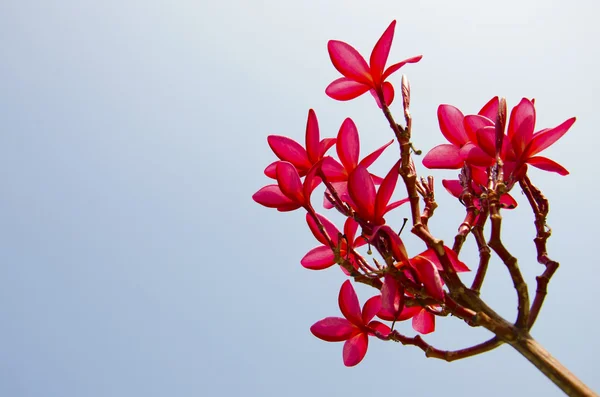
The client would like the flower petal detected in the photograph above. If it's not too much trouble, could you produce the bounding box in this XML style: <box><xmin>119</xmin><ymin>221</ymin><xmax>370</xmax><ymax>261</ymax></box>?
<box><xmin>339</xmin><ymin>280</ymin><xmax>364</xmax><ymax>327</ymax></box>
<box><xmin>267</xmin><ymin>135</ymin><xmax>310</xmax><ymax>171</ymax></box>
<box><xmin>411</xmin><ymin>256</ymin><xmax>444</xmax><ymax>301</ymax></box>
<box><xmin>441</xmin><ymin>179</ymin><xmax>462</xmax><ymax>198</ymax></box>
<box><xmin>367</xmin><ymin>321</ymin><xmax>391</xmax><ymax>337</ymax></box>
<box><xmin>264</xmin><ymin>161</ymin><xmax>278</xmax><ymax>179</ymax></box>
<box><xmin>527</xmin><ymin>156</ymin><xmax>569</xmax><ymax>175</ymax></box>
<box><xmin>464</xmin><ymin>114</ymin><xmax>494</xmax><ymax>143</ymax></box>
<box><xmin>326</xmin><ymin>77</ymin><xmax>371</xmax><ymax>101</ymax></box>
<box><xmin>305</xmin><ymin>109</ymin><xmax>320</xmax><ymax>164</ymax></box>
<box><xmin>460</xmin><ymin>143</ymin><xmax>494</xmax><ymax>167</ymax></box>
<box><xmin>306</xmin><ymin>212</ymin><xmax>340</xmax><ymax>246</ymax></box>
<box><xmin>478</xmin><ymin>96</ymin><xmax>499</xmax><ymax>121</ymax></box>
<box><xmin>507</xmin><ymin>98</ymin><xmax>536</xmax><ymax>156</ymax></box>
<box><xmin>438</xmin><ymin>105</ymin><xmax>468</xmax><ymax>146</ymax></box>
<box><xmin>500</xmin><ymin>192</ymin><xmax>518</xmax><ymax>209</ymax></box>
<box><xmin>525</xmin><ymin>117</ymin><xmax>576</xmax><ymax>158</ymax></box>
<box><xmin>422</xmin><ymin>144</ymin><xmax>463</xmax><ymax>169</ymax></box>
<box><xmin>362</xmin><ymin>295</ymin><xmax>382</xmax><ymax>324</ymax></box>
<box><xmin>318</xmin><ymin>138</ymin><xmax>337</xmax><ymax>159</ymax></box>
<box><xmin>374</xmin><ymin>161</ymin><xmax>400</xmax><ymax>222</ymax></box>
<box><xmin>303</xmin><ymin>163</ymin><xmax>322</xmax><ymax>202</ymax></box>
<box><xmin>301</xmin><ymin>246</ymin><xmax>336</xmax><ymax>270</ymax></box>
<box><xmin>370</xmin><ymin>20</ymin><xmax>396</xmax><ymax>84</ymax></box>
<box><xmin>344</xmin><ymin>217</ymin><xmax>360</xmax><ymax>245</ymax></box>
<box><xmin>381</xmin><ymin>55</ymin><xmax>423</xmax><ymax>81</ymax></box>
<box><xmin>343</xmin><ymin>332</ymin><xmax>369</xmax><ymax>367</ymax></box>
<box><xmin>475</xmin><ymin>126</ymin><xmax>497</xmax><ymax>158</ymax></box>
<box><xmin>327</xmin><ymin>40</ymin><xmax>372</xmax><ymax>85</ymax></box>
<box><xmin>412</xmin><ymin>309</ymin><xmax>435</xmax><ymax>334</ymax></box>
<box><xmin>320</xmin><ymin>156</ymin><xmax>347</xmax><ymax>182</ymax></box>
<box><xmin>381</xmin><ymin>275</ymin><xmax>403</xmax><ymax>320</ymax></box>
<box><xmin>311</xmin><ymin>317</ymin><xmax>356</xmax><ymax>342</ymax></box>
<box><xmin>276</xmin><ymin>161</ymin><xmax>305</xmax><ymax>204</ymax></box>
<box><xmin>359</xmin><ymin>139</ymin><xmax>394</xmax><ymax>169</ymax></box>
<box><xmin>337</xmin><ymin>118</ymin><xmax>360</xmax><ymax>172</ymax></box>
<box><xmin>348</xmin><ymin>165</ymin><xmax>376</xmax><ymax>221</ymax></box>
<box><xmin>252</xmin><ymin>184</ymin><xmax>296</xmax><ymax>208</ymax></box>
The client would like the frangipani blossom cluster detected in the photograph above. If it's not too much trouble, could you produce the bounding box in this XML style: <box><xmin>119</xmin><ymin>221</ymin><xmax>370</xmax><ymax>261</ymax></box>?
<box><xmin>253</xmin><ymin>20</ymin><xmax>582</xmax><ymax>389</ymax></box>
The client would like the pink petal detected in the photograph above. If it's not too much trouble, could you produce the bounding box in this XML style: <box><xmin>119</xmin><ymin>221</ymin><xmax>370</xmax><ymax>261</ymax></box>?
<box><xmin>303</xmin><ymin>163</ymin><xmax>322</xmax><ymax>202</ymax></box>
<box><xmin>348</xmin><ymin>165</ymin><xmax>376</xmax><ymax>221</ymax></box>
<box><xmin>267</xmin><ymin>135</ymin><xmax>310</xmax><ymax>171</ymax></box>
<box><xmin>320</xmin><ymin>156</ymin><xmax>347</xmax><ymax>182</ymax></box>
<box><xmin>443</xmin><ymin>246</ymin><xmax>470</xmax><ymax>272</ymax></box>
<box><xmin>362</xmin><ymin>295</ymin><xmax>382</xmax><ymax>324</ymax></box>
<box><xmin>460</xmin><ymin>143</ymin><xmax>495</xmax><ymax>167</ymax></box>
<box><xmin>276</xmin><ymin>162</ymin><xmax>305</xmax><ymax>204</ymax></box>
<box><xmin>417</xmin><ymin>247</ymin><xmax>469</xmax><ymax>272</ymax></box>
<box><xmin>381</xmin><ymin>275</ymin><xmax>403</xmax><ymax>319</ymax></box>
<box><xmin>464</xmin><ymin>114</ymin><xmax>494</xmax><ymax>143</ymax></box>
<box><xmin>525</xmin><ymin>117</ymin><xmax>576</xmax><ymax>158</ymax></box>
<box><xmin>343</xmin><ymin>217</ymin><xmax>360</xmax><ymax>244</ymax></box>
<box><xmin>475</xmin><ymin>126</ymin><xmax>497</xmax><ymax>158</ymax></box>
<box><xmin>438</xmin><ymin>105</ymin><xmax>468</xmax><ymax>146</ymax></box>
<box><xmin>264</xmin><ymin>161</ymin><xmax>278</xmax><ymax>179</ymax></box>
<box><xmin>374</xmin><ymin>161</ymin><xmax>400</xmax><ymax>222</ymax></box>
<box><xmin>370</xmin><ymin>20</ymin><xmax>396</xmax><ymax>84</ymax></box>
<box><xmin>339</xmin><ymin>280</ymin><xmax>364</xmax><ymax>327</ymax></box>
<box><xmin>478</xmin><ymin>96</ymin><xmax>499</xmax><ymax>121</ymax></box>
<box><xmin>500</xmin><ymin>192</ymin><xmax>518</xmax><ymax>209</ymax></box>
<box><xmin>359</xmin><ymin>139</ymin><xmax>394</xmax><ymax>169</ymax></box>
<box><xmin>337</xmin><ymin>118</ymin><xmax>360</xmax><ymax>171</ymax></box>
<box><xmin>381</xmin><ymin>55</ymin><xmax>423</xmax><ymax>81</ymax></box>
<box><xmin>306</xmin><ymin>212</ymin><xmax>340</xmax><ymax>246</ymax></box>
<box><xmin>470</xmin><ymin>166</ymin><xmax>489</xmax><ymax>186</ymax></box>
<box><xmin>412</xmin><ymin>309</ymin><xmax>435</xmax><ymax>334</ymax></box>
<box><xmin>327</xmin><ymin>40</ymin><xmax>372</xmax><ymax>85</ymax></box>
<box><xmin>374</xmin><ymin>225</ymin><xmax>410</xmax><ymax>265</ymax></box>
<box><xmin>311</xmin><ymin>317</ymin><xmax>357</xmax><ymax>342</ymax></box>
<box><xmin>441</xmin><ymin>179</ymin><xmax>462</xmax><ymax>198</ymax></box>
<box><xmin>398</xmin><ymin>305</ymin><xmax>421</xmax><ymax>321</ymax></box>
<box><xmin>527</xmin><ymin>156</ymin><xmax>569</xmax><ymax>175</ymax></box>
<box><xmin>276</xmin><ymin>202</ymin><xmax>303</xmax><ymax>212</ymax></box>
<box><xmin>507</xmin><ymin>98</ymin><xmax>536</xmax><ymax>155</ymax></box>
<box><xmin>301</xmin><ymin>246</ymin><xmax>336</xmax><ymax>270</ymax></box>
<box><xmin>422</xmin><ymin>144</ymin><xmax>463</xmax><ymax>169</ymax></box>
<box><xmin>411</xmin><ymin>256</ymin><xmax>444</xmax><ymax>301</ymax></box>
<box><xmin>343</xmin><ymin>332</ymin><xmax>369</xmax><ymax>366</ymax></box>
<box><xmin>318</xmin><ymin>138</ymin><xmax>337</xmax><ymax>159</ymax></box>
<box><xmin>252</xmin><ymin>184</ymin><xmax>296</xmax><ymax>208</ymax></box>
<box><xmin>305</xmin><ymin>109</ymin><xmax>320</xmax><ymax>164</ymax></box>
<box><xmin>384</xmin><ymin>197</ymin><xmax>410</xmax><ymax>215</ymax></box>
<box><xmin>370</xmin><ymin>83</ymin><xmax>395</xmax><ymax>108</ymax></box>
<box><xmin>367</xmin><ymin>321</ymin><xmax>391</xmax><ymax>337</ymax></box>
<box><xmin>326</xmin><ymin>77</ymin><xmax>371</xmax><ymax>101</ymax></box>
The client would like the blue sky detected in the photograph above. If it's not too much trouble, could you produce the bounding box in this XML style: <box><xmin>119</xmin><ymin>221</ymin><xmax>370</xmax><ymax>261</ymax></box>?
<box><xmin>0</xmin><ymin>1</ymin><xmax>598</xmax><ymax>396</ymax></box>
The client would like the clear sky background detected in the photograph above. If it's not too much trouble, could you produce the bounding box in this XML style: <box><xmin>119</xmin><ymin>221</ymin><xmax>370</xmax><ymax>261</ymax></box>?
<box><xmin>1</xmin><ymin>1</ymin><xmax>598</xmax><ymax>396</ymax></box>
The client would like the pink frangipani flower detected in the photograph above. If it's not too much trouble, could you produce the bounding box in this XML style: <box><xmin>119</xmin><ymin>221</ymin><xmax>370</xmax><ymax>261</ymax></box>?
<box><xmin>264</xmin><ymin>109</ymin><xmax>336</xmax><ymax>178</ymax></box>
<box><xmin>321</xmin><ymin>118</ymin><xmax>393</xmax><ymax>209</ymax></box>
<box><xmin>326</xmin><ymin>20</ymin><xmax>422</xmax><ymax>108</ymax></box>
<box><xmin>311</xmin><ymin>280</ymin><xmax>390</xmax><ymax>366</ymax></box>
<box><xmin>252</xmin><ymin>161</ymin><xmax>321</xmax><ymax>211</ymax></box>
<box><xmin>301</xmin><ymin>214</ymin><xmax>366</xmax><ymax>271</ymax></box>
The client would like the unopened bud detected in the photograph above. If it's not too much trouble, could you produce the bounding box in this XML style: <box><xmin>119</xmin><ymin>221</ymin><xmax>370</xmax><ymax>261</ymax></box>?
<box><xmin>495</xmin><ymin>97</ymin><xmax>507</xmax><ymax>158</ymax></box>
<box><xmin>401</xmin><ymin>74</ymin><xmax>410</xmax><ymax>111</ymax></box>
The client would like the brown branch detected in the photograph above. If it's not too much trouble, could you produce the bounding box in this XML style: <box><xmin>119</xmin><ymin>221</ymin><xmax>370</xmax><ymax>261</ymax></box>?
<box><xmin>487</xmin><ymin>188</ymin><xmax>530</xmax><ymax>329</ymax></box>
<box><xmin>520</xmin><ymin>176</ymin><xmax>560</xmax><ymax>329</ymax></box>
<box><xmin>379</xmin><ymin>330</ymin><xmax>503</xmax><ymax>362</ymax></box>
<box><xmin>470</xmin><ymin>208</ymin><xmax>491</xmax><ymax>293</ymax></box>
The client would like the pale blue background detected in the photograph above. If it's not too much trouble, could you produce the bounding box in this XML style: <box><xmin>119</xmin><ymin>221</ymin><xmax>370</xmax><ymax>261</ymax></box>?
<box><xmin>0</xmin><ymin>1</ymin><xmax>598</xmax><ymax>396</ymax></box>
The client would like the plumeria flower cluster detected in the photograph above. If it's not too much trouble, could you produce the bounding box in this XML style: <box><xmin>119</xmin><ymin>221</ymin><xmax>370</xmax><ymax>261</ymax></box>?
<box><xmin>423</xmin><ymin>97</ymin><xmax>575</xmax><ymax>194</ymax></box>
<box><xmin>252</xmin><ymin>21</ymin><xmax>588</xmax><ymax>395</ymax></box>
<box><xmin>253</xmin><ymin>20</ymin><xmax>469</xmax><ymax>366</ymax></box>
